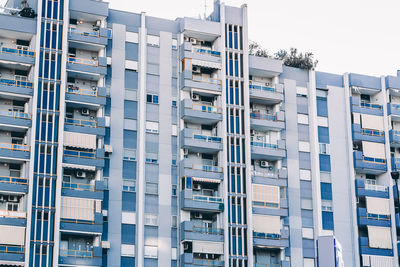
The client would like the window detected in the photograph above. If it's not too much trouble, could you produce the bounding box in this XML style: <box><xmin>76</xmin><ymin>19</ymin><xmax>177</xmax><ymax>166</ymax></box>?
<box><xmin>172</xmin><ymin>125</ymin><xmax>177</xmax><ymax>136</ymax></box>
<box><xmin>302</xmin><ymin>228</ymin><xmax>314</xmax><ymax>239</ymax></box>
<box><xmin>123</xmin><ymin>180</ymin><xmax>136</xmax><ymax>192</ymax></box>
<box><xmin>317</xmin><ymin>97</ymin><xmax>328</xmax><ymax>117</ymax></box>
<box><xmin>147</xmin><ymin>94</ymin><xmax>159</xmax><ymax>104</ymax></box>
<box><xmin>321</xmin><ymin>200</ymin><xmax>333</xmax><ymax>211</ymax></box>
<box><xmin>300</xmin><ymin>169</ymin><xmax>311</xmax><ymax>181</ymax></box>
<box><xmin>301</xmin><ymin>198</ymin><xmax>313</xmax><ymax>210</ymax></box>
<box><xmin>146</xmin><ymin>121</ymin><xmax>159</xmax><ymax>133</ymax></box>
<box><xmin>319</xmin><ymin>143</ymin><xmax>330</xmax><ymax>154</ymax></box>
<box><xmin>172</xmin><ymin>100</ymin><xmax>177</xmax><ymax>107</ymax></box>
<box><xmin>297</xmin><ymin>114</ymin><xmax>309</xmax><ymax>125</ymax></box>
<box><xmin>144</xmin><ymin>246</ymin><xmax>158</xmax><ymax>258</ymax></box>
<box><xmin>144</xmin><ymin>214</ymin><xmax>158</xmax><ymax>226</ymax></box>
<box><xmin>172</xmin><ymin>216</ymin><xmax>177</xmax><ymax>228</ymax></box>
<box><xmin>146</xmin><ymin>183</ymin><xmax>158</xmax><ymax>195</ymax></box>
<box><xmin>298</xmin><ymin>141</ymin><xmax>310</xmax><ymax>152</ymax></box>
<box><xmin>147</xmin><ymin>35</ymin><xmax>160</xmax><ymax>47</ymax></box>
<box><xmin>172</xmin><ymin>185</ymin><xmax>177</xmax><ymax>196</ymax></box>
<box><xmin>126</xmin><ymin>32</ymin><xmax>139</xmax><ymax>43</ymax></box>
<box><xmin>146</xmin><ymin>153</ymin><xmax>158</xmax><ymax>164</ymax></box>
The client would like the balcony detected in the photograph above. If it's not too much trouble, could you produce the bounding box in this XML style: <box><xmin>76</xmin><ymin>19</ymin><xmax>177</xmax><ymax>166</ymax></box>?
<box><xmin>69</xmin><ymin>0</ymin><xmax>109</xmax><ymax>17</ymax></box>
<box><xmin>253</xmin><ymin>230</ymin><xmax>289</xmax><ymax>248</ymax></box>
<box><xmin>0</xmin><ymin>77</ymin><xmax>33</xmax><ymax>96</ymax></box>
<box><xmin>180</xmin><ymin>159</ymin><xmax>223</xmax><ymax>180</ymax></box>
<box><xmin>358</xmin><ymin>237</ymin><xmax>393</xmax><ymax>257</ymax></box>
<box><xmin>0</xmin><ymin>245</ymin><xmax>24</xmax><ymax>264</ymax></box>
<box><xmin>181</xmin><ymin>70</ymin><xmax>222</xmax><ymax>93</ymax></box>
<box><xmin>181</xmin><ymin>42</ymin><xmax>221</xmax><ymax>65</ymax></box>
<box><xmin>180</xmin><ymin>221</ymin><xmax>223</xmax><ymax>243</ymax></box>
<box><xmin>387</xmin><ymin>103</ymin><xmax>400</xmax><ymax>121</ymax></box>
<box><xmin>0</xmin><ymin>46</ymin><xmax>35</xmax><ymax>65</ymax></box>
<box><xmin>249</xmin><ymin>82</ymin><xmax>284</xmax><ymax>104</ymax></box>
<box><xmin>181</xmin><ymin>190</ymin><xmax>224</xmax><ymax>213</ymax></box>
<box><xmin>355</xmin><ymin>179</ymin><xmax>389</xmax><ymax>198</ymax></box>
<box><xmin>0</xmin><ymin>143</ymin><xmax>29</xmax><ymax>161</ymax></box>
<box><xmin>61</xmin><ymin>180</ymin><xmax>105</xmax><ymax>200</ymax></box>
<box><xmin>65</xmin><ymin>85</ymin><xmax>106</xmax><ymax>106</ymax></box>
<box><xmin>58</xmin><ymin>246</ymin><xmax>102</xmax><ymax>266</ymax></box>
<box><xmin>64</xmin><ymin>118</ymin><xmax>106</xmax><ymax>136</ymax></box>
<box><xmin>63</xmin><ymin>149</ymin><xmax>104</xmax><ymax>168</ymax></box>
<box><xmin>389</xmin><ymin>130</ymin><xmax>400</xmax><ymax>147</ymax></box>
<box><xmin>68</xmin><ymin>27</ymin><xmax>108</xmax><ymax>47</ymax></box>
<box><xmin>0</xmin><ymin>176</ymin><xmax>28</xmax><ymax>193</ymax></box>
<box><xmin>250</xmin><ymin>112</ymin><xmax>285</xmax><ymax>131</ymax></box>
<box><xmin>0</xmin><ymin>110</ymin><xmax>31</xmax><ymax>130</ymax></box>
<box><xmin>352</xmin><ymin>124</ymin><xmax>385</xmax><ymax>143</ymax></box>
<box><xmin>357</xmin><ymin>207</ymin><xmax>391</xmax><ymax>227</ymax></box>
<box><xmin>251</xmin><ymin>140</ymin><xmax>286</xmax><ymax>161</ymax></box>
<box><xmin>66</xmin><ymin>56</ymin><xmax>107</xmax><ymax>76</ymax></box>
<box><xmin>251</xmin><ymin>169</ymin><xmax>288</xmax><ymax>187</ymax></box>
<box><xmin>353</xmin><ymin>151</ymin><xmax>386</xmax><ymax>174</ymax></box>
<box><xmin>350</xmin><ymin>97</ymin><xmax>383</xmax><ymax>116</ymax></box>
<box><xmin>181</xmin><ymin>129</ymin><xmax>222</xmax><ymax>154</ymax></box>
<box><xmin>60</xmin><ymin>212</ymin><xmax>103</xmax><ymax>234</ymax></box>
<box><xmin>181</xmin><ymin>99</ymin><xmax>222</xmax><ymax>125</ymax></box>
<box><xmin>181</xmin><ymin>253</ymin><xmax>224</xmax><ymax>267</ymax></box>
<box><xmin>0</xmin><ymin>209</ymin><xmax>26</xmax><ymax>228</ymax></box>
<box><xmin>0</xmin><ymin>11</ymin><xmax>36</xmax><ymax>34</ymax></box>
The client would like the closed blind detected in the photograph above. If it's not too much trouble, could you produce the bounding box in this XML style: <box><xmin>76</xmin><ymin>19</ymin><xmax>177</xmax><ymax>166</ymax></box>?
<box><xmin>367</xmin><ymin>226</ymin><xmax>392</xmax><ymax>249</ymax></box>
<box><xmin>361</xmin><ymin>114</ymin><xmax>384</xmax><ymax>130</ymax></box>
<box><xmin>366</xmin><ymin>197</ymin><xmax>390</xmax><ymax>215</ymax></box>
<box><xmin>64</xmin><ymin>131</ymin><xmax>96</xmax><ymax>149</ymax></box>
<box><xmin>362</xmin><ymin>141</ymin><xmax>386</xmax><ymax>159</ymax></box>
<box><xmin>252</xmin><ymin>184</ymin><xmax>280</xmax><ymax>206</ymax></box>
<box><xmin>253</xmin><ymin>214</ymin><xmax>281</xmax><ymax>234</ymax></box>
<box><xmin>193</xmin><ymin>241</ymin><xmax>223</xmax><ymax>254</ymax></box>
<box><xmin>0</xmin><ymin>225</ymin><xmax>25</xmax><ymax>245</ymax></box>
<box><xmin>61</xmin><ymin>197</ymin><xmax>95</xmax><ymax>221</ymax></box>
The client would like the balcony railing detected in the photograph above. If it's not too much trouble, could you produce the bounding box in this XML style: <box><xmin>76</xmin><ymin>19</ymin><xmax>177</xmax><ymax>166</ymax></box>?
<box><xmin>365</xmin><ymin>213</ymin><xmax>390</xmax><ymax>221</ymax></box>
<box><xmin>250</xmin><ymin>112</ymin><xmax>276</xmax><ymax>121</ymax></box>
<box><xmin>361</xmin><ymin>128</ymin><xmax>384</xmax><ymax>137</ymax></box>
<box><xmin>0</xmin><ymin>109</ymin><xmax>31</xmax><ymax>119</ymax></box>
<box><xmin>0</xmin><ymin>210</ymin><xmax>26</xmax><ymax>218</ymax></box>
<box><xmin>391</xmin><ymin>103</ymin><xmax>400</xmax><ymax>110</ymax></box>
<box><xmin>193</xmin><ymin>134</ymin><xmax>222</xmax><ymax>143</ymax></box>
<box><xmin>192</xmin><ymin>47</ymin><xmax>221</xmax><ymax>57</ymax></box>
<box><xmin>249</xmin><ymin>82</ymin><xmax>275</xmax><ymax>92</ymax></box>
<box><xmin>66</xmin><ymin>85</ymin><xmax>98</xmax><ymax>96</ymax></box>
<box><xmin>192</xmin><ymin>226</ymin><xmax>224</xmax><ymax>235</ymax></box>
<box><xmin>360</xmin><ymin>101</ymin><xmax>382</xmax><ymax>110</ymax></box>
<box><xmin>0</xmin><ymin>78</ymin><xmax>33</xmax><ymax>88</ymax></box>
<box><xmin>362</xmin><ymin>156</ymin><xmax>386</xmax><ymax>164</ymax></box>
<box><xmin>192</xmin><ymin>75</ymin><xmax>221</xmax><ymax>85</ymax></box>
<box><xmin>251</xmin><ymin>141</ymin><xmax>278</xmax><ymax>149</ymax></box>
<box><xmin>253</xmin><ymin>231</ymin><xmax>281</xmax><ymax>239</ymax></box>
<box><xmin>193</xmin><ymin>258</ymin><xmax>224</xmax><ymax>266</ymax></box>
<box><xmin>69</xmin><ymin>27</ymin><xmax>101</xmax><ymax>38</ymax></box>
<box><xmin>251</xmin><ymin>170</ymin><xmax>277</xmax><ymax>178</ymax></box>
<box><xmin>193</xmin><ymin>194</ymin><xmax>223</xmax><ymax>203</ymax></box>
<box><xmin>192</xmin><ymin>102</ymin><xmax>222</xmax><ymax>113</ymax></box>
<box><xmin>393</xmin><ymin>130</ymin><xmax>400</xmax><ymax>137</ymax></box>
<box><xmin>254</xmin><ymin>264</ymin><xmax>281</xmax><ymax>267</ymax></box>
<box><xmin>0</xmin><ymin>176</ymin><xmax>28</xmax><ymax>185</ymax></box>
<box><xmin>365</xmin><ymin>183</ymin><xmax>388</xmax><ymax>192</ymax></box>
<box><xmin>62</xmin><ymin>181</ymin><xmax>95</xmax><ymax>191</ymax></box>
<box><xmin>65</xmin><ymin>118</ymin><xmax>97</xmax><ymax>128</ymax></box>
<box><xmin>0</xmin><ymin>46</ymin><xmax>35</xmax><ymax>57</ymax></box>
<box><xmin>59</xmin><ymin>249</ymin><xmax>93</xmax><ymax>258</ymax></box>
<box><xmin>67</xmin><ymin>56</ymin><xmax>98</xmax><ymax>66</ymax></box>
<box><xmin>64</xmin><ymin>149</ymin><xmax>95</xmax><ymax>158</ymax></box>
<box><xmin>0</xmin><ymin>245</ymin><xmax>24</xmax><ymax>254</ymax></box>
<box><xmin>0</xmin><ymin>143</ymin><xmax>29</xmax><ymax>151</ymax></box>
<box><xmin>192</xmin><ymin>164</ymin><xmax>223</xmax><ymax>173</ymax></box>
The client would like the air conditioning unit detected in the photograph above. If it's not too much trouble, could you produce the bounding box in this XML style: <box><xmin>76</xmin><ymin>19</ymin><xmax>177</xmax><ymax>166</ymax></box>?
<box><xmin>264</xmin><ymin>82</ymin><xmax>270</xmax><ymax>86</ymax></box>
<box><xmin>260</xmin><ymin>161</ymin><xmax>270</xmax><ymax>168</ymax></box>
<box><xmin>190</xmin><ymin>38</ymin><xmax>197</xmax><ymax>44</ymax></box>
<box><xmin>76</xmin><ymin>171</ymin><xmax>87</xmax><ymax>178</ymax></box>
<box><xmin>9</xmin><ymin>195</ymin><xmax>17</xmax><ymax>202</ymax></box>
<box><xmin>101</xmin><ymin>241</ymin><xmax>110</xmax><ymax>249</ymax></box>
<box><xmin>193</xmin><ymin>66</ymin><xmax>201</xmax><ymax>74</ymax></box>
<box><xmin>81</xmin><ymin>108</ymin><xmax>90</xmax><ymax>116</ymax></box>
<box><xmin>194</xmin><ymin>212</ymin><xmax>203</xmax><ymax>219</ymax></box>
<box><xmin>183</xmin><ymin>148</ymin><xmax>189</xmax><ymax>156</ymax></box>
<box><xmin>193</xmin><ymin>184</ymin><xmax>202</xmax><ymax>190</ymax></box>
<box><xmin>192</xmin><ymin>94</ymin><xmax>200</xmax><ymax>101</ymax></box>
<box><xmin>250</xmin><ymin>130</ymin><xmax>256</xmax><ymax>135</ymax></box>
<box><xmin>184</xmin><ymin>242</ymin><xmax>190</xmax><ymax>250</ymax></box>
<box><xmin>96</xmin><ymin>20</ymin><xmax>101</xmax><ymax>27</ymax></box>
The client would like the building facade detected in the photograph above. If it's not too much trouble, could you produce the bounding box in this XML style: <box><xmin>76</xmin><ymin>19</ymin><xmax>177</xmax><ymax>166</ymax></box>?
<box><xmin>0</xmin><ymin>0</ymin><xmax>398</xmax><ymax>266</ymax></box>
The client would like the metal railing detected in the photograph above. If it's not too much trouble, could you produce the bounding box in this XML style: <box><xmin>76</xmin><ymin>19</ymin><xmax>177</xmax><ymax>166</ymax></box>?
<box><xmin>253</xmin><ymin>231</ymin><xmax>281</xmax><ymax>239</ymax></box>
<box><xmin>193</xmin><ymin>194</ymin><xmax>223</xmax><ymax>203</ymax></box>
<box><xmin>59</xmin><ymin>249</ymin><xmax>93</xmax><ymax>258</ymax></box>
<box><xmin>366</xmin><ymin>213</ymin><xmax>390</xmax><ymax>221</ymax></box>
<box><xmin>0</xmin><ymin>176</ymin><xmax>28</xmax><ymax>185</ymax></box>
<box><xmin>193</xmin><ymin>258</ymin><xmax>224</xmax><ymax>266</ymax></box>
<box><xmin>62</xmin><ymin>181</ymin><xmax>95</xmax><ymax>191</ymax></box>
<box><xmin>64</xmin><ymin>149</ymin><xmax>96</xmax><ymax>158</ymax></box>
<box><xmin>193</xmin><ymin>133</ymin><xmax>222</xmax><ymax>143</ymax></box>
<box><xmin>66</xmin><ymin>85</ymin><xmax>98</xmax><ymax>96</ymax></box>
<box><xmin>0</xmin><ymin>78</ymin><xmax>33</xmax><ymax>88</ymax></box>
<box><xmin>393</xmin><ymin>130</ymin><xmax>400</xmax><ymax>137</ymax></box>
<box><xmin>251</xmin><ymin>170</ymin><xmax>277</xmax><ymax>178</ymax></box>
<box><xmin>360</xmin><ymin>101</ymin><xmax>382</xmax><ymax>110</ymax></box>
<box><xmin>192</xmin><ymin>226</ymin><xmax>224</xmax><ymax>235</ymax></box>
<box><xmin>0</xmin><ymin>143</ymin><xmax>29</xmax><ymax>151</ymax></box>
<box><xmin>65</xmin><ymin>118</ymin><xmax>97</xmax><ymax>127</ymax></box>
<box><xmin>0</xmin><ymin>210</ymin><xmax>26</xmax><ymax>218</ymax></box>
<box><xmin>0</xmin><ymin>109</ymin><xmax>31</xmax><ymax>119</ymax></box>
<box><xmin>249</xmin><ymin>82</ymin><xmax>275</xmax><ymax>92</ymax></box>
<box><xmin>250</xmin><ymin>112</ymin><xmax>276</xmax><ymax>121</ymax></box>
<box><xmin>0</xmin><ymin>46</ymin><xmax>35</xmax><ymax>57</ymax></box>
<box><xmin>362</xmin><ymin>156</ymin><xmax>386</xmax><ymax>164</ymax></box>
<box><xmin>69</xmin><ymin>27</ymin><xmax>101</xmax><ymax>38</ymax></box>
<box><xmin>192</xmin><ymin>47</ymin><xmax>221</xmax><ymax>57</ymax></box>
<box><xmin>192</xmin><ymin>102</ymin><xmax>222</xmax><ymax>113</ymax></box>
<box><xmin>192</xmin><ymin>164</ymin><xmax>223</xmax><ymax>173</ymax></box>
<box><xmin>67</xmin><ymin>56</ymin><xmax>98</xmax><ymax>66</ymax></box>
<box><xmin>0</xmin><ymin>245</ymin><xmax>24</xmax><ymax>253</ymax></box>
<box><xmin>365</xmin><ymin>183</ymin><xmax>388</xmax><ymax>192</ymax></box>
<box><xmin>251</xmin><ymin>141</ymin><xmax>278</xmax><ymax>149</ymax></box>
<box><xmin>254</xmin><ymin>264</ymin><xmax>282</xmax><ymax>267</ymax></box>
<box><xmin>391</xmin><ymin>103</ymin><xmax>400</xmax><ymax>110</ymax></box>
<box><xmin>192</xmin><ymin>75</ymin><xmax>222</xmax><ymax>85</ymax></box>
<box><xmin>361</xmin><ymin>128</ymin><xmax>384</xmax><ymax>137</ymax></box>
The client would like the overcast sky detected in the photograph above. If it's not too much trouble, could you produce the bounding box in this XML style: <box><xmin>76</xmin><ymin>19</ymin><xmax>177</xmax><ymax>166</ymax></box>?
<box><xmin>108</xmin><ymin>0</ymin><xmax>400</xmax><ymax>77</ymax></box>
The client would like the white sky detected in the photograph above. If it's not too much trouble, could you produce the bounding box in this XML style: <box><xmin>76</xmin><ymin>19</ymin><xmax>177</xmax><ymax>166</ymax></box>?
<box><xmin>108</xmin><ymin>0</ymin><xmax>400</xmax><ymax>77</ymax></box>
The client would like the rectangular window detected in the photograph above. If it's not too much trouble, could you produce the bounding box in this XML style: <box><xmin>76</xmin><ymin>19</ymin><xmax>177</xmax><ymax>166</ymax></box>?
<box><xmin>146</xmin><ymin>94</ymin><xmax>159</xmax><ymax>104</ymax></box>
<box><xmin>297</xmin><ymin>114</ymin><xmax>309</xmax><ymax>125</ymax></box>
<box><xmin>147</xmin><ymin>35</ymin><xmax>160</xmax><ymax>47</ymax></box>
<box><xmin>146</xmin><ymin>183</ymin><xmax>158</xmax><ymax>195</ymax></box>
<box><xmin>172</xmin><ymin>185</ymin><xmax>177</xmax><ymax>196</ymax></box>
<box><xmin>319</xmin><ymin>143</ymin><xmax>330</xmax><ymax>155</ymax></box>
<box><xmin>144</xmin><ymin>214</ymin><xmax>158</xmax><ymax>226</ymax></box>
<box><xmin>146</xmin><ymin>121</ymin><xmax>159</xmax><ymax>133</ymax></box>
<box><xmin>317</xmin><ymin>97</ymin><xmax>328</xmax><ymax>117</ymax></box>
<box><xmin>123</xmin><ymin>180</ymin><xmax>136</xmax><ymax>192</ymax></box>
<box><xmin>318</xmin><ymin>126</ymin><xmax>330</xmax><ymax>144</ymax></box>
<box><xmin>146</xmin><ymin>153</ymin><xmax>158</xmax><ymax>164</ymax></box>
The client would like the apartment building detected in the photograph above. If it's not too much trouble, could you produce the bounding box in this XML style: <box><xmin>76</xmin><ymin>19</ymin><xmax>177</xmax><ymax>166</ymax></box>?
<box><xmin>0</xmin><ymin>0</ymin><xmax>396</xmax><ymax>266</ymax></box>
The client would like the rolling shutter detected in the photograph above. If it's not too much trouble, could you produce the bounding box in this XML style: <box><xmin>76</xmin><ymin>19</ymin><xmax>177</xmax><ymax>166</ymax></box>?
<box><xmin>362</xmin><ymin>141</ymin><xmax>386</xmax><ymax>159</ymax></box>
<box><xmin>64</xmin><ymin>131</ymin><xmax>96</xmax><ymax>149</ymax></box>
<box><xmin>253</xmin><ymin>214</ymin><xmax>280</xmax><ymax>234</ymax></box>
<box><xmin>367</xmin><ymin>226</ymin><xmax>392</xmax><ymax>249</ymax></box>
<box><xmin>366</xmin><ymin>197</ymin><xmax>390</xmax><ymax>215</ymax></box>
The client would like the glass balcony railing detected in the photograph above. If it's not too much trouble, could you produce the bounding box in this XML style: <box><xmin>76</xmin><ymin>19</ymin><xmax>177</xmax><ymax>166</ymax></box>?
<box><xmin>360</xmin><ymin>101</ymin><xmax>382</xmax><ymax>110</ymax></box>
<box><xmin>0</xmin><ymin>176</ymin><xmax>28</xmax><ymax>185</ymax></box>
<box><xmin>192</xmin><ymin>47</ymin><xmax>221</xmax><ymax>57</ymax></box>
<box><xmin>192</xmin><ymin>102</ymin><xmax>221</xmax><ymax>113</ymax></box>
<box><xmin>253</xmin><ymin>231</ymin><xmax>281</xmax><ymax>239</ymax></box>
<box><xmin>362</xmin><ymin>156</ymin><xmax>386</xmax><ymax>164</ymax></box>
<box><xmin>192</xmin><ymin>164</ymin><xmax>223</xmax><ymax>173</ymax></box>
<box><xmin>251</xmin><ymin>169</ymin><xmax>277</xmax><ymax>178</ymax></box>
<box><xmin>254</xmin><ymin>264</ymin><xmax>281</xmax><ymax>267</ymax></box>
<box><xmin>0</xmin><ymin>46</ymin><xmax>35</xmax><ymax>57</ymax></box>
<box><xmin>193</xmin><ymin>194</ymin><xmax>223</xmax><ymax>203</ymax></box>
<box><xmin>0</xmin><ymin>210</ymin><xmax>26</xmax><ymax>218</ymax></box>
<box><xmin>365</xmin><ymin>183</ymin><xmax>388</xmax><ymax>192</ymax></box>
<box><xmin>391</xmin><ymin>103</ymin><xmax>400</xmax><ymax>110</ymax></box>
<box><xmin>0</xmin><ymin>245</ymin><xmax>24</xmax><ymax>254</ymax></box>
<box><xmin>67</xmin><ymin>56</ymin><xmax>98</xmax><ymax>66</ymax></box>
<box><xmin>250</xmin><ymin>112</ymin><xmax>276</xmax><ymax>121</ymax></box>
<box><xmin>251</xmin><ymin>141</ymin><xmax>278</xmax><ymax>149</ymax></box>
<box><xmin>361</xmin><ymin>128</ymin><xmax>384</xmax><ymax>137</ymax></box>
<box><xmin>249</xmin><ymin>82</ymin><xmax>275</xmax><ymax>92</ymax></box>
<box><xmin>193</xmin><ymin>134</ymin><xmax>222</xmax><ymax>143</ymax></box>
<box><xmin>192</xmin><ymin>75</ymin><xmax>221</xmax><ymax>85</ymax></box>
<box><xmin>66</xmin><ymin>85</ymin><xmax>98</xmax><ymax>96</ymax></box>
<box><xmin>64</xmin><ymin>149</ymin><xmax>96</xmax><ymax>158</ymax></box>
<box><xmin>366</xmin><ymin>213</ymin><xmax>390</xmax><ymax>221</ymax></box>
<box><xmin>59</xmin><ymin>249</ymin><xmax>93</xmax><ymax>258</ymax></box>
<box><xmin>0</xmin><ymin>109</ymin><xmax>31</xmax><ymax>119</ymax></box>
<box><xmin>192</xmin><ymin>226</ymin><xmax>223</xmax><ymax>235</ymax></box>
<box><xmin>0</xmin><ymin>78</ymin><xmax>33</xmax><ymax>88</ymax></box>
<box><xmin>0</xmin><ymin>143</ymin><xmax>29</xmax><ymax>151</ymax></box>
<box><xmin>193</xmin><ymin>258</ymin><xmax>224</xmax><ymax>267</ymax></box>
<box><xmin>69</xmin><ymin>27</ymin><xmax>101</xmax><ymax>38</ymax></box>
<box><xmin>65</xmin><ymin>118</ymin><xmax>97</xmax><ymax>127</ymax></box>
<box><xmin>62</xmin><ymin>181</ymin><xmax>95</xmax><ymax>191</ymax></box>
